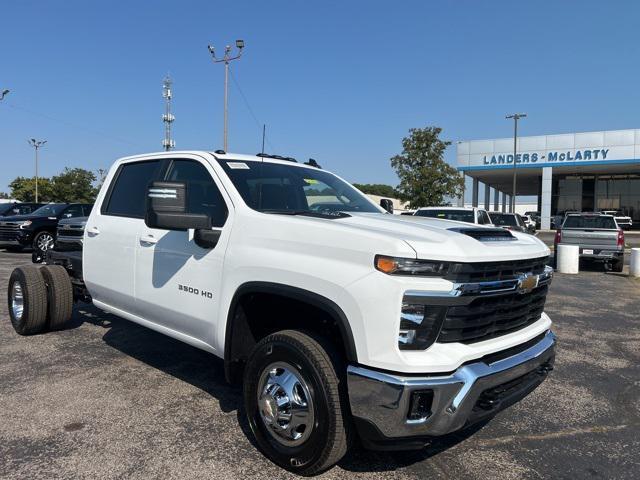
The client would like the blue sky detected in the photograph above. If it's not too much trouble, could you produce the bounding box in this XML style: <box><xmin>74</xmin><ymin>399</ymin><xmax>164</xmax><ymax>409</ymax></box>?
<box><xmin>1</xmin><ymin>0</ymin><xmax>639</xmax><ymax>200</ymax></box>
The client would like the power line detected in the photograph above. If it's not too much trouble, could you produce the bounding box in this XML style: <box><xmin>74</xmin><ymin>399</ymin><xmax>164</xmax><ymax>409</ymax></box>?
<box><xmin>228</xmin><ymin>65</ymin><xmax>276</xmax><ymax>152</ymax></box>
<box><xmin>1</xmin><ymin>101</ymin><xmax>146</xmax><ymax>148</ymax></box>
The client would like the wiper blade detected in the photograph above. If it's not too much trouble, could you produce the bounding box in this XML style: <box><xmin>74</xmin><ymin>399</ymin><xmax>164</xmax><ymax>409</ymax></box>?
<box><xmin>262</xmin><ymin>209</ymin><xmax>350</xmax><ymax>219</ymax></box>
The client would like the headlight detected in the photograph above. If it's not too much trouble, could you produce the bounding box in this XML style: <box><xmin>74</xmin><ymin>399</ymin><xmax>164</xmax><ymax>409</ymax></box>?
<box><xmin>398</xmin><ymin>303</ymin><xmax>447</xmax><ymax>350</ymax></box>
<box><xmin>375</xmin><ymin>255</ymin><xmax>449</xmax><ymax>276</ymax></box>
<box><xmin>19</xmin><ymin>220</ymin><xmax>32</xmax><ymax>229</ymax></box>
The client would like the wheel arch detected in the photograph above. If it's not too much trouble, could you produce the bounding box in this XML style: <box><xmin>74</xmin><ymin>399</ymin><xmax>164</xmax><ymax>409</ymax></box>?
<box><xmin>223</xmin><ymin>281</ymin><xmax>358</xmax><ymax>383</ymax></box>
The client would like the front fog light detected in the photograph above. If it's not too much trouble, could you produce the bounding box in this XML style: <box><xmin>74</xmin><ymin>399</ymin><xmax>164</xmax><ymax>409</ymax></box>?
<box><xmin>398</xmin><ymin>303</ymin><xmax>446</xmax><ymax>350</ymax></box>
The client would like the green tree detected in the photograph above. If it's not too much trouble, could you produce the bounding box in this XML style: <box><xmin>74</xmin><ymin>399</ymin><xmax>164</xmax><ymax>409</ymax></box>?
<box><xmin>352</xmin><ymin>183</ymin><xmax>398</xmax><ymax>198</ymax></box>
<box><xmin>0</xmin><ymin>191</ymin><xmax>9</xmax><ymax>199</ymax></box>
<box><xmin>50</xmin><ymin>167</ymin><xmax>98</xmax><ymax>203</ymax></box>
<box><xmin>390</xmin><ymin>127</ymin><xmax>464</xmax><ymax>209</ymax></box>
<box><xmin>9</xmin><ymin>176</ymin><xmax>55</xmax><ymax>202</ymax></box>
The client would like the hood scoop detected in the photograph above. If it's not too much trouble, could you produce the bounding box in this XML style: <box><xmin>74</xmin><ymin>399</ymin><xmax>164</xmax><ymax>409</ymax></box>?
<box><xmin>448</xmin><ymin>227</ymin><xmax>516</xmax><ymax>242</ymax></box>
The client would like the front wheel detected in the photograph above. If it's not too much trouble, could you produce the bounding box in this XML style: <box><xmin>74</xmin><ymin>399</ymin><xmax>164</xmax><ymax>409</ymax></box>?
<box><xmin>33</xmin><ymin>231</ymin><xmax>55</xmax><ymax>254</ymax></box>
<box><xmin>243</xmin><ymin>330</ymin><xmax>351</xmax><ymax>475</ymax></box>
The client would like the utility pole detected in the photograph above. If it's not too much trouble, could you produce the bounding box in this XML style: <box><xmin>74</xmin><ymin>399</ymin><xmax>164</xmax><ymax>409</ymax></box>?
<box><xmin>28</xmin><ymin>139</ymin><xmax>47</xmax><ymax>203</ymax></box>
<box><xmin>505</xmin><ymin>113</ymin><xmax>526</xmax><ymax>213</ymax></box>
<box><xmin>162</xmin><ymin>75</ymin><xmax>175</xmax><ymax>151</ymax></box>
<box><xmin>207</xmin><ymin>39</ymin><xmax>245</xmax><ymax>151</ymax></box>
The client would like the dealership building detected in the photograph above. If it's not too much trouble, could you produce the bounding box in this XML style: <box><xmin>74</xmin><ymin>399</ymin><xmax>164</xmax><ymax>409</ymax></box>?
<box><xmin>457</xmin><ymin>128</ymin><xmax>640</xmax><ymax>229</ymax></box>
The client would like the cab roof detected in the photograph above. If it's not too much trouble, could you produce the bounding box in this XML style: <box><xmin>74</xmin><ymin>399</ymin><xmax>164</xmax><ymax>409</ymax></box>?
<box><xmin>118</xmin><ymin>151</ymin><xmax>321</xmax><ymax>170</ymax></box>
<box><xmin>416</xmin><ymin>206</ymin><xmax>482</xmax><ymax>211</ymax></box>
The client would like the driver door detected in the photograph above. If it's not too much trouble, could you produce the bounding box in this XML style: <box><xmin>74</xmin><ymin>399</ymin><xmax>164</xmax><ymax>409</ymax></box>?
<box><xmin>134</xmin><ymin>157</ymin><xmax>232</xmax><ymax>345</ymax></box>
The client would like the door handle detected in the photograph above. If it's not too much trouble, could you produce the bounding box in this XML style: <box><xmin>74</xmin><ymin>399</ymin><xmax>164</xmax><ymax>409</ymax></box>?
<box><xmin>139</xmin><ymin>235</ymin><xmax>158</xmax><ymax>246</ymax></box>
<box><xmin>87</xmin><ymin>227</ymin><xmax>100</xmax><ymax>236</ymax></box>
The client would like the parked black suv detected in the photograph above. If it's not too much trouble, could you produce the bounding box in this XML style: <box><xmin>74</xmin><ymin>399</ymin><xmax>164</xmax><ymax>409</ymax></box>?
<box><xmin>0</xmin><ymin>202</ymin><xmax>43</xmax><ymax>217</ymax></box>
<box><xmin>0</xmin><ymin>203</ymin><xmax>93</xmax><ymax>253</ymax></box>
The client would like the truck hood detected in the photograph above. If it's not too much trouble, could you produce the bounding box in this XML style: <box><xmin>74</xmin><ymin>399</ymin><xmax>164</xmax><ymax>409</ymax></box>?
<box><xmin>338</xmin><ymin>213</ymin><xmax>549</xmax><ymax>263</ymax></box>
<box><xmin>58</xmin><ymin>216</ymin><xmax>88</xmax><ymax>226</ymax></box>
<box><xmin>0</xmin><ymin>214</ymin><xmax>55</xmax><ymax>223</ymax></box>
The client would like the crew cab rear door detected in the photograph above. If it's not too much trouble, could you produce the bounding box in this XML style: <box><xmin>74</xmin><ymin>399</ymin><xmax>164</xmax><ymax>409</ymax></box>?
<box><xmin>84</xmin><ymin>159</ymin><xmax>164</xmax><ymax>313</ymax></box>
<box><xmin>134</xmin><ymin>156</ymin><xmax>232</xmax><ymax>345</ymax></box>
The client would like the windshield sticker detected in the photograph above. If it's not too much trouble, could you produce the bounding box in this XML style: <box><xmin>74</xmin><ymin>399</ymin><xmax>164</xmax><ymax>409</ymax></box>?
<box><xmin>304</xmin><ymin>178</ymin><xmax>319</xmax><ymax>184</ymax></box>
<box><xmin>227</xmin><ymin>162</ymin><xmax>250</xmax><ymax>169</ymax></box>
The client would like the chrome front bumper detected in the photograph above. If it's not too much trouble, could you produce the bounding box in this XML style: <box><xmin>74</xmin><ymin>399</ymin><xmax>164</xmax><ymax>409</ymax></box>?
<box><xmin>347</xmin><ymin>330</ymin><xmax>555</xmax><ymax>447</ymax></box>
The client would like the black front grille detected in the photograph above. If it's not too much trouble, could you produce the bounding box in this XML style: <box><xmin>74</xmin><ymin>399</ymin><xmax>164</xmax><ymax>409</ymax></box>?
<box><xmin>443</xmin><ymin>256</ymin><xmax>549</xmax><ymax>283</ymax></box>
<box><xmin>0</xmin><ymin>223</ymin><xmax>20</xmax><ymax>241</ymax></box>
<box><xmin>57</xmin><ymin>227</ymin><xmax>84</xmax><ymax>237</ymax></box>
<box><xmin>438</xmin><ymin>284</ymin><xmax>548</xmax><ymax>344</ymax></box>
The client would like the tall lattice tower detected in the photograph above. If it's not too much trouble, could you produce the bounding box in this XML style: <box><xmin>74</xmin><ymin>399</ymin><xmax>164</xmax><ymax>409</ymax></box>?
<box><xmin>162</xmin><ymin>75</ymin><xmax>175</xmax><ymax>151</ymax></box>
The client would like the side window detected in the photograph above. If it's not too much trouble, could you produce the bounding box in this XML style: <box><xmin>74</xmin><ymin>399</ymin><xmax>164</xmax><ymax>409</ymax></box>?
<box><xmin>165</xmin><ymin>159</ymin><xmax>229</xmax><ymax>227</ymax></box>
<box><xmin>83</xmin><ymin>204</ymin><xmax>93</xmax><ymax>216</ymax></box>
<box><xmin>104</xmin><ymin>160</ymin><xmax>162</xmax><ymax>218</ymax></box>
<box><xmin>63</xmin><ymin>205</ymin><xmax>84</xmax><ymax>218</ymax></box>
<box><xmin>480</xmin><ymin>211</ymin><xmax>491</xmax><ymax>224</ymax></box>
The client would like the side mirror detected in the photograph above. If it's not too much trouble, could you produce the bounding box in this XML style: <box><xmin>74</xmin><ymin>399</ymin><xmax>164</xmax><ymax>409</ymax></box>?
<box><xmin>145</xmin><ymin>181</ymin><xmax>211</xmax><ymax>231</ymax></box>
<box><xmin>380</xmin><ymin>198</ymin><xmax>394</xmax><ymax>214</ymax></box>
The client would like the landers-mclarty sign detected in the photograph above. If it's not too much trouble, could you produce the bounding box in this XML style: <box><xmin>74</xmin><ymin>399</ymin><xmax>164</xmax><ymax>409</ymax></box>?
<box><xmin>457</xmin><ymin>129</ymin><xmax>640</xmax><ymax>171</ymax></box>
<box><xmin>482</xmin><ymin>148</ymin><xmax>610</xmax><ymax>165</ymax></box>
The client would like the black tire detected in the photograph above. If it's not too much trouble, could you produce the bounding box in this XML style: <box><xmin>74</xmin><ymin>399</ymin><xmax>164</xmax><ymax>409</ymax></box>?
<box><xmin>31</xmin><ymin>250</ymin><xmax>44</xmax><ymax>264</ymax></box>
<box><xmin>611</xmin><ymin>256</ymin><xmax>624</xmax><ymax>273</ymax></box>
<box><xmin>33</xmin><ymin>230</ymin><xmax>55</xmax><ymax>254</ymax></box>
<box><xmin>243</xmin><ymin>330</ymin><xmax>351</xmax><ymax>475</ymax></box>
<box><xmin>40</xmin><ymin>265</ymin><xmax>73</xmax><ymax>329</ymax></box>
<box><xmin>7</xmin><ymin>266</ymin><xmax>48</xmax><ymax>335</ymax></box>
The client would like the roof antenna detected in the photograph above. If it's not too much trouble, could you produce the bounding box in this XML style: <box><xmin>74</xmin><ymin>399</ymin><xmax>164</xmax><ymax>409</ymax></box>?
<box><xmin>261</xmin><ymin>124</ymin><xmax>266</xmax><ymax>155</ymax></box>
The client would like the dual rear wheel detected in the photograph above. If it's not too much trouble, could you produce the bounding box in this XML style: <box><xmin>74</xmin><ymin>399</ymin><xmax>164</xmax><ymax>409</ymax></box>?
<box><xmin>7</xmin><ymin>265</ymin><xmax>73</xmax><ymax>335</ymax></box>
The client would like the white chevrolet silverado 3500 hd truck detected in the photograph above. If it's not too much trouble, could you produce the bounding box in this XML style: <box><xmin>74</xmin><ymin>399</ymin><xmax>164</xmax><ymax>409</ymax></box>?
<box><xmin>6</xmin><ymin>151</ymin><xmax>555</xmax><ymax>474</ymax></box>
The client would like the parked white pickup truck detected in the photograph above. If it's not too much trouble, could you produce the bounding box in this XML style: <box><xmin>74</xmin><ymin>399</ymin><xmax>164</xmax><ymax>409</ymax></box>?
<box><xmin>7</xmin><ymin>151</ymin><xmax>556</xmax><ymax>474</ymax></box>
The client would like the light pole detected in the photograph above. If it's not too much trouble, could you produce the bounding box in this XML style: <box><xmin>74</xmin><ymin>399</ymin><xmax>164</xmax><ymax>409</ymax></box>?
<box><xmin>0</xmin><ymin>89</ymin><xmax>9</xmax><ymax>101</ymax></box>
<box><xmin>207</xmin><ymin>39</ymin><xmax>245</xmax><ymax>151</ymax></box>
<box><xmin>505</xmin><ymin>113</ymin><xmax>526</xmax><ymax>213</ymax></box>
<box><xmin>28</xmin><ymin>139</ymin><xmax>47</xmax><ymax>202</ymax></box>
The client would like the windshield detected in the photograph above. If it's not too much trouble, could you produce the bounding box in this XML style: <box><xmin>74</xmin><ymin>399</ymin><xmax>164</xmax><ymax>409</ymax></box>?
<box><xmin>415</xmin><ymin>209</ymin><xmax>475</xmax><ymax>223</ymax></box>
<box><xmin>31</xmin><ymin>204</ymin><xmax>67</xmax><ymax>216</ymax></box>
<box><xmin>218</xmin><ymin>160</ymin><xmax>381</xmax><ymax>214</ymax></box>
<box><xmin>490</xmin><ymin>213</ymin><xmax>521</xmax><ymax>227</ymax></box>
<box><xmin>564</xmin><ymin>215</ymin><xmax>617</xmax><ymax>229</ymax></box>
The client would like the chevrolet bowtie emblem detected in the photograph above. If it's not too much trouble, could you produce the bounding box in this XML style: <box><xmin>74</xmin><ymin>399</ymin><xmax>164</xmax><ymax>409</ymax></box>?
<box><xmin>517</xmin><ymin>273</ymin><xmax>539</xmax><ymax>294</ymax></box>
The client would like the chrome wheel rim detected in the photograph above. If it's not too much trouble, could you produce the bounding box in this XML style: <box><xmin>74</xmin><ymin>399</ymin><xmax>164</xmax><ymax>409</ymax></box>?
<box><xmin>11</xmin><ymin>282</ymin><xmax>24</xmax><ymax>320</ymax></box>
<box><xmin>257</xmin><ymin>361</ymin><xmax>315</xmax><ymax>447</ymax></box>
<box><xmin>37</xmin><ymin>233</ymin><xmax>54</xmax><ymax>251</ymax></box>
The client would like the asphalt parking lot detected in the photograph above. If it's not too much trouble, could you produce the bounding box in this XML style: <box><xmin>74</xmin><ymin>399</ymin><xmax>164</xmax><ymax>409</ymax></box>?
<box><xmin>0</xmin><ymin>250</ymin><xmax>638</xmax><ymax>479</ymax></box>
